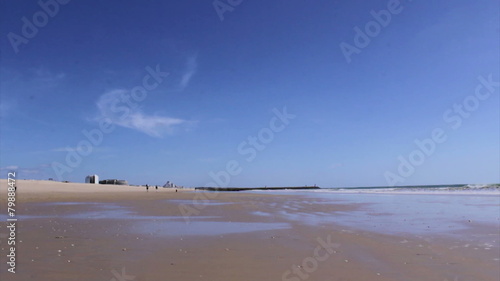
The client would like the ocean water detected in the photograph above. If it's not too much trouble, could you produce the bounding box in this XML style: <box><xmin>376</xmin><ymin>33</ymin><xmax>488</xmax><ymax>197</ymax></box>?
<box><xmin>321</xmin><ymin>183</ymin><xmax>500</xmax><ymax>193</ymax></box>
<box><xmin>248</xmin><ymin>187</ymin><xmax>500</xmax><ymax>238</ymax></box>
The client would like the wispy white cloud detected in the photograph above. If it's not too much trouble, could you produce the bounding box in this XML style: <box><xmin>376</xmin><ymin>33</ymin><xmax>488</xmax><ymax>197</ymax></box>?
<box><xmin>0</xmin><ymin>164</ymin><xmax>51</xmax><ymax>177</ymax></box>
<box><xmin>0</xmin><ymin>165</ymin><xmax>19</xmax><ymax>171</ymax></box>
<box><xmin>179</xmin><ymin>54</ymin><xmax>197</xmax><ymax>90</ymax></box>
<box><xmin>125</xmin><ymin>112</ymin><xmax>187</xmax><ymax>136</ymax></box>
<box><xmin>95</xmin><ymin>90</ymin><xmax>193</xmax><ymax>137</ymax></box>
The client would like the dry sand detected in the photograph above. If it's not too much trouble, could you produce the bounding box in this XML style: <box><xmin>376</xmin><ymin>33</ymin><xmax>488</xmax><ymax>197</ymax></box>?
<box><xmin>0</xmin><ymin>180</ymin><xmax>498</xmax><ymax>281</ymax></box>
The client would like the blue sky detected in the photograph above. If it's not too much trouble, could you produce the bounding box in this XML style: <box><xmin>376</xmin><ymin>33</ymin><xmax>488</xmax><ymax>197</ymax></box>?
<box><xmin>0</xmin><ymin>0</ymin><xmax>499</xmax><ymax>187</ymax></box>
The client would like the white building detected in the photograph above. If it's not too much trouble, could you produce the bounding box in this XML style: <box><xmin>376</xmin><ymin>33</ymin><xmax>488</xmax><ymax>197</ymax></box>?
<box><xmin>85</xmin><ymin>175</ymin><xmax>99</xmax><ymax>184</ymax></box>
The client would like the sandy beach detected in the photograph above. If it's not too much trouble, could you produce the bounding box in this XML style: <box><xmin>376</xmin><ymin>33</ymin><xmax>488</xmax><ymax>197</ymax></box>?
<box><xmin>0</xmin><ymin>180</ymin><xmax>499</xmax><ymax>281</ymax></box>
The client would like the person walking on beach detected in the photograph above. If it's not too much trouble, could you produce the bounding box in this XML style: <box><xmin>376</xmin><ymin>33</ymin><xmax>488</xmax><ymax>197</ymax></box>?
<box><xmin>146</xmin><ymin>184</ymin><xmax>149</xmax><ymax>192</ymax></box>
<box><xmin>155</xmin><ymin>185</ymin><xmax>158</xmax><ymax>191</ymax></box>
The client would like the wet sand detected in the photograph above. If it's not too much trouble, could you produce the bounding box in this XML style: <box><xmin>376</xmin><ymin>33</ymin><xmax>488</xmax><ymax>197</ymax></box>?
<box><xmin>0</xmin><ymin>180</ymin><xmax>499</xmax><ymax>280</ymax></box>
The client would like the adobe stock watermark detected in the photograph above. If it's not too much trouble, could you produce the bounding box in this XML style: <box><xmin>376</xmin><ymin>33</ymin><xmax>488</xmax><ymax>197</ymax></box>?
<box><xmin>282</xmin><ymin>233</ymin><xmax>340</xmax><ymax>281</ymax></box>
<box><xmin>6</xmin><ymin>171</ymin><xmax>17</xmax><ymax>274</ymax></box>
<box><xmin>51</xmin><ymin>65</ymin><xmax>169</xmax><ymax>181</ymax></box>
<box><xmin>213</xmin><ymin>0</ymin><xmax>243</xmax><ymax>21</ymax></box>
<box><xmin>7</xmin><ymin>0</ymin><xmax>72</xmax><ymax>54</ymax></box>
<box><xmin>384</xmin><ymin>74</ymin><xmax>499</xmax><ymax>186</ymax></box>
<box><xmin>339</xmin><ymin>0</ymin><xmax>413</xmax><ymax>63</ymax></box>
<box><xmin>110</xmin><ymin>267</ymin><xmax>135</xmax><ymax>281</ymax></box>
<box><xmin>178</xmin><ymin>106</ymin><xmax>296</xmax><ymax>222</ymax></box>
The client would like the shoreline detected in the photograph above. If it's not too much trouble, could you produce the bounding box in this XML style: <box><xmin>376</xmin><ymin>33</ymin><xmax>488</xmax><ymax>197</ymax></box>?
<box><xmin>194</xmin><ymin>186</ymin><xmax>320</xmax><ymax>191</ymax></box>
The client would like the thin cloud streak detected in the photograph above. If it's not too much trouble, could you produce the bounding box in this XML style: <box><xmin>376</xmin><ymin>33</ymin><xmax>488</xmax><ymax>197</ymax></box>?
<box><xmin>0</xmin><ymin>164</ymin><xmax>51</xmax><ymax>177</ymax></box>
<box><xmin>0</xmin><ymin>165</ymin><xmax>19</xmax><ymax>171</ymax></box>
<box><xmin>179</xmin><ymin>55</ymin><xmax>197</xmax><ymax>90</ymax></box>
<box><xmin>95</xmin><ymin>90</ymin><xmax>193</xmax><ymax>137</ymax></box>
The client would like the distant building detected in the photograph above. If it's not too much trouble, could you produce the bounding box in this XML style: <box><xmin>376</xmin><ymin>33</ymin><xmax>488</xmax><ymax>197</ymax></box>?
<box><xmin>99</xmin><ymin>179</ymin><xmax>128</xmax><ymax>185</ymax></box>
<box><xmin>85</xmin><ymin>175</ymin><xmax>99</xmax><ymax>184</ymax></box>
<box><xmin>163</xmin><ymin>181</ymin><xmax>176</xmax><ymax>188</ymax></box>
<box><xmin>163</xmin><ymin>181</ymin><xmax>183</xmax><ymax>188</ymax></box>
